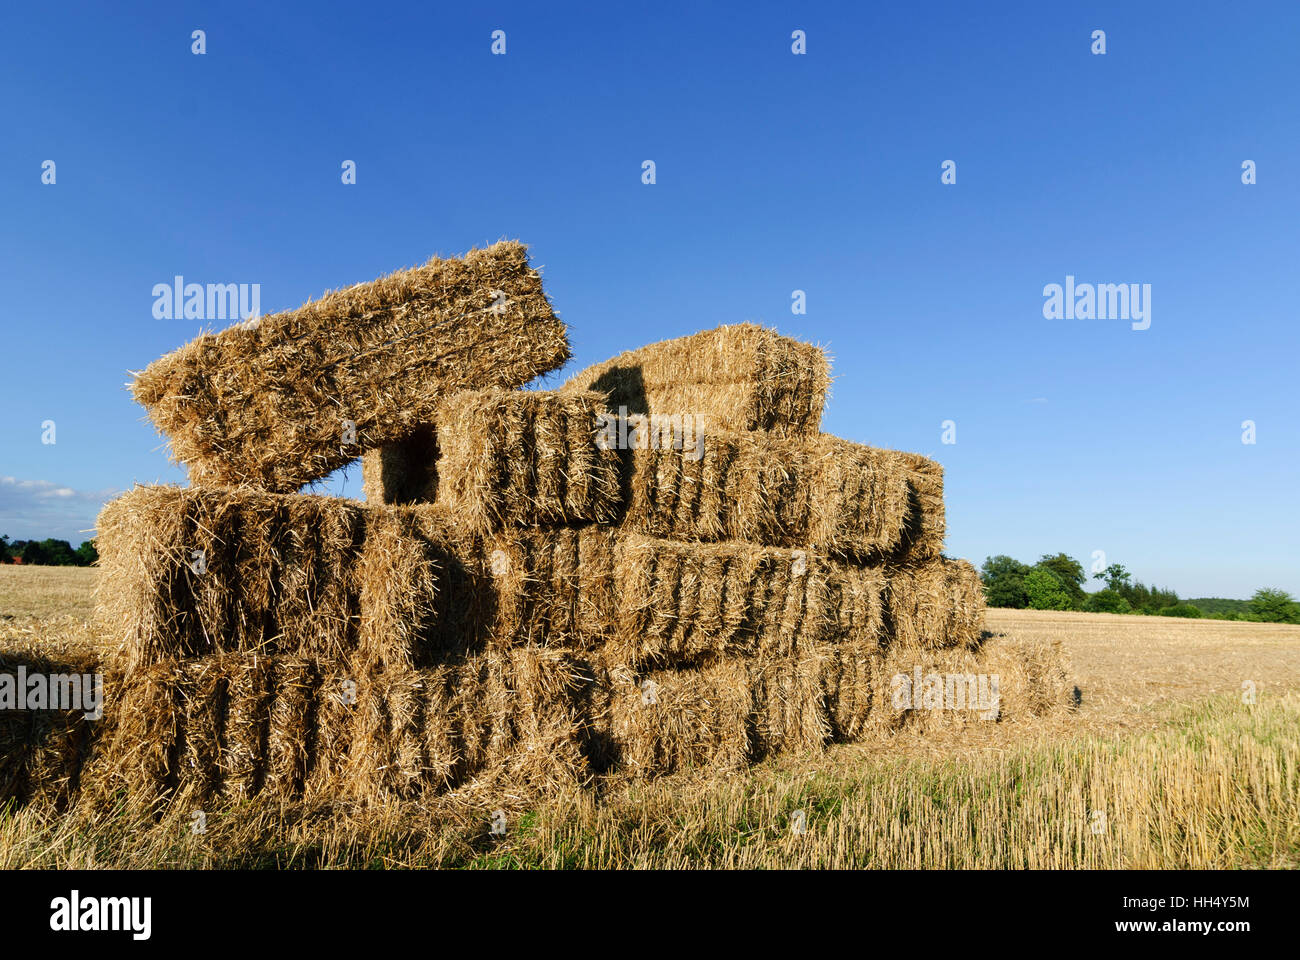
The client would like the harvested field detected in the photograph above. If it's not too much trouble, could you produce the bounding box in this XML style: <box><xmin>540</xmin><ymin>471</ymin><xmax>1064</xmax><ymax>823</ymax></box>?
<box><xmin>0</xmin><ymin>565</ymin><xmax>95</xmax><ymax>621</ymax></box>
<box><xmin>131</xmin><ymin>241</ymin><xmax>569</xmax><ymax>492</ymax></box>
<box><xmin>561</xmin><ymin>323</ymin><xmax>830</xmax><ymax>438</ymax></box>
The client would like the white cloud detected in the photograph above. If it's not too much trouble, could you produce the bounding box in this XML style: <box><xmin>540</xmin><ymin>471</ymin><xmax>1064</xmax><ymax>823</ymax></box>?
<box><xmin>0</xmin><ymin>477</ymin><xmax>122</xmax><ymax>544</ymax></box>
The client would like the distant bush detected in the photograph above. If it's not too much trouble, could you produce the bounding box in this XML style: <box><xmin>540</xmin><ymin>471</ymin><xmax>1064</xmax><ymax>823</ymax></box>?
<box><xmin>1</xmin><ymin>534</ymin><xmax>97</xmax><ymax>566</ymax></box>
<box><xmin>1025</xmin><ymin>568</ymin><xmax>1073</xmax><ymax>611</ymax></box>
<box><xmin>1249</xmin><ymin>588</ymin><xmax>1300</xmax><ymax>624</ymax></box>
<box><xmin>1035</xmin><ymin>553</ymin><xmax>1087</xmax><ymax>608</ymax></box>
<box><xmin>1188</xmin><ymin>597</ymin><xmax>1251</xmax><ymax>619</ymax></box>
<box><xmin>984</xmin><ymin>552</ymin><xmax>1292</xmax><ymax>624</ymax></box>
<box><xmin>981</xmin><ymin>555</ymin><xmax>1031</xmax><ymax>608</ymax></box>
<box><xmin>1085</xmin><ymin>589</ymin><xmax>1131</xmax><ymax>614</ymax></box>
<box><xmin>75</xmin><ymin>539</ymin><xmax>98</xmax><ymax>565</ymax></box>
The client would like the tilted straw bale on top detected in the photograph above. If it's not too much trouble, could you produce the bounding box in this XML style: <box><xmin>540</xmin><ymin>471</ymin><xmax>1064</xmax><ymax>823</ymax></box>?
<box><xmin>131</xmin><ymin>240</ymin><xmax>570</xmax><ymax>493</ymax></box>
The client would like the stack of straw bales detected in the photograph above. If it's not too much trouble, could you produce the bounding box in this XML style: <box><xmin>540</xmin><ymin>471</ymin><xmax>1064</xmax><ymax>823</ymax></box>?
<box><xmin>5</xmin><ymin>240</ymin><xmax>1070</xmax><ymax>811</ymax></box>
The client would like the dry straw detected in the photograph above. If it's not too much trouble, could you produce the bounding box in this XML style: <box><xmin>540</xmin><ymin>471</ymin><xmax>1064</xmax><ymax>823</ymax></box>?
<box><xmin>623</xmin><ymin>432</ymin><xmax>940</xmax><ymax>559</ymax></box>
<box><xmin>96</xmin><ymin>484</ymin><xmax>978</xmax><ymax>678</ymax></box>
<box><xmin>132</xmin><ymin>241</ymin><xmax>570</xmax><ymax>492</ymax></box>
<box><xmin>896</xmin><ymin>452</ymin><xmax>945</xmax><ymax>561</ymax></box>
<box><xmin>0</xmin><ymin>642</ymin><xmax>105</xmax><ymax>808</ymax></box>
<box><xmin>885</xmin><ymin>557</ymin><xmax>986</xmax><ymax>650</ymax></box>
<box><xmin>607</xmin><ymin>534</ymin><xmax>828</xmax><ymax>669</ymax></box>
<box><xmin>595</xmin><ymin>658</ymin><xmax>754</xmax><ymax>776</ymax></box>
<box><xmin>85</xmin><ymin>648</ymin><xmax>588</xmax><ymax>807</ymax></box>
<box><xmin>578</xmin><ymin>629</ymin><xmax>1066</xmax><ymax>780</ymax></box>
<box><xmin>817</xmin><ymin>631</ymin><xmax>1071</xmax><ymax>742</ymax></box>
<box><xmin>865</xmin><ymin>633</ymin><xmax>1072</xmax><ymax>734</ymax></box>
<box><xmin>562</xmin><ymin>322</ymin><xmax>830</xmax><ymax>438</ymax></box>
<box><xmin>430</xmin><ymin>388</ymin><xmax>621</xmax><ymax>530</ymax></box>
<box><xmin>96</xmin><ymin>486</ymin><xmax>366</xmax><ymax>674</ymax></box>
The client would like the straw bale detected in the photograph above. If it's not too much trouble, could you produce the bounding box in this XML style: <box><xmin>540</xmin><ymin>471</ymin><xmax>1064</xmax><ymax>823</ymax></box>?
<box><xmin>817</xmin><ymin>638</ymin><xmax>884</xmax><ymax>741</ymax></box>
<box><xmin>177</xmin><ymin>658</ymin><xmax>228</xmax><ymax>802</ymax></box>
<box><xmin>976</xmin><ymin>634</ymin><xmax>1073</xmax><ymax>721</ymax></box>
<box><xmin>747</xmin><ymin>650</ymin><xmax>830</xmax><ymax>759</ymax></box>
<box><xmin>430</xmin><ymin>388</ymin><xmax>620</xmax><ymax>529</ymax></box>
<box><xmin>0</xmin><ymin>643</ymin><xmax>104</xmax><ymax>808</ymax></box>
<box><xmin>885</xmin><ymin>557</ymin><xmax>985</xmax><ymax>650</ymax></box>
<box><xmin>220</xmin><ymin>656</ymin><xmax>272</xmax><ymax>801</ymax></box>
<box><xmin>96</xmin><ymin>486</ymin><xmax>366</xmax><ymax>673</ymax></box>
<box><xmin>894</xmin><ymin>451</ymin><xmax>945</xmax><ymax>561</ymax></box>
<box><xmin>819</xmin><ymin>632</ymin><xmax>1070</xmax><ymax>740</ymax></box>
<box><xmin>275</xmin><ymin>495</ymin><xmax>365</xmax><ymax>661</ymax></box>
<box><xmin>418</xmin><ymin>518</ymin><xmax>590</xmax><ymax>655</ymax></box>
<box><xmin>356</xmin><ymin>508</ymin><xmax>440</xmax><ymax>671</ymax></box>
<box><xmin>308</xmin><ymin>666</ymin><xmax>360</xmax><ymax>795</ymax></box>
<box><xmin>348</xmin><ymin>669</ymin><xmax>430</xmax><ymax>799</ymax></box>
<box><xmin>88</xmin><ymin>662</ymin><xmax>183</xmax><ymax>810</ymax></box>
<box><xmin>265</xmin><ymin>657</ymin><xmax>317</xmax><ymax>799</ymax></box>
<box><xmin>824</xmin><ymin>560</ymin><xmax>887</xmax><ymax>644</ymax></box>
<box><xmin>576</xmin><ymin>527</ymin><xmax>619</xmax><ymax>638</ymax></box>
<box><xmin>562</xmin><ymin>323</ymin><xmax>829</xmax><ymax>437</ymax></box>
<box><xmin>477</xmin><ymin>647</ymin><xmax>588</xmax><ymax>793</ymax></box>
<box><xmin>600</xmin><ymin>660</ymin><xmax>753</xmax><ymax>776</ymax></box>
<box><xmin>624</xmin><ymin>432</ymin><xmax>915</xmax><ymax>558</ymax></box>
<box><xmin>607</xmin><ymin>534</ymin><xmax>827</xmax><ymax>669</ymax></box>
<box><xmin>132</xmin><ymin>241</ymin><xmax>569</xmax><ymax>492</ymax></box>
<box><xmin>348</xmin><ymin>648</ymin><xmax>587</xmax><ymax>799</ymax></box>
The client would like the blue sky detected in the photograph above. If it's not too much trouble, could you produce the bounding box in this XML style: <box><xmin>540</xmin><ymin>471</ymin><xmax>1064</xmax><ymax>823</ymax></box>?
<box><xmin>1</xmin><ymin>1</ymin><xmax>1296</xmax><ymax>598</ymax></box>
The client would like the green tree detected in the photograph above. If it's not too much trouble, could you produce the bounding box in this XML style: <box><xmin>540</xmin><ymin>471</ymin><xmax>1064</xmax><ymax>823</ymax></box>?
<box><xmin>1249</xmin><ymin>588</ymin><xmax>1300</xmax><ymax>624</ymax></box>
<box><xmin>1157</xmin><ymin>603</ymin><xmax>1202</xmax><ymax>618</ymax></box>
<box><xmin>980</xmin><ymin>555</ymin><xmax>1031</xmax><ymax>608</ymax></box>
<box><xmin>0</xmin><ymin>535</ymin><xmax>9</xmax><ymax>562</ymax></box>
<box><xmin>37</xmin><ymin>539</ymin><xmax>78</xmax><ymax>565</ymax></box>
<box><xmin>1120</xmin><ymin>580</ymin><xmax>1179</xmax><ymax>614</ymax></box>
<box><xmin>1025</xmin><ymin>568</ymin><xmax>1073</xmax><ymax>610</ymax></box>
<box><xmin>20</xmin><ymin>541</ymin><xmax>47</xmax><ymax>565</ymax></box>
<box><xmin>1085</xmin><ymin>589</ymin><xmax>1131</xmax><ymax>614</ymax></box>
<box><xmin>1093</xmin><ymin>563</ymin><xmax>1131</xmax><ymax>592</ymax></box>
<box><xmin>1035</xmin><ymin>553</ymin><xmax>1086</xmax><ymax>608</ymax></box>
<box><xmin>75</xmin><ymin>539</ymin><xmax>98</xmax><ymax>566</ymax></box>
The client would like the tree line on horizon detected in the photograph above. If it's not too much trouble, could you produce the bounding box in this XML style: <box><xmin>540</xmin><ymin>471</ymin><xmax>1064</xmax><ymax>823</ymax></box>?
<box><xmin>981</xmin><ymin>553</ymin><xmax>1300</xmax><ymax>624</ymax></box>
<box><xmin>1</xmin><ymin>534</ymin><xmax>97</xmax><ymax>567</ymax></box>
